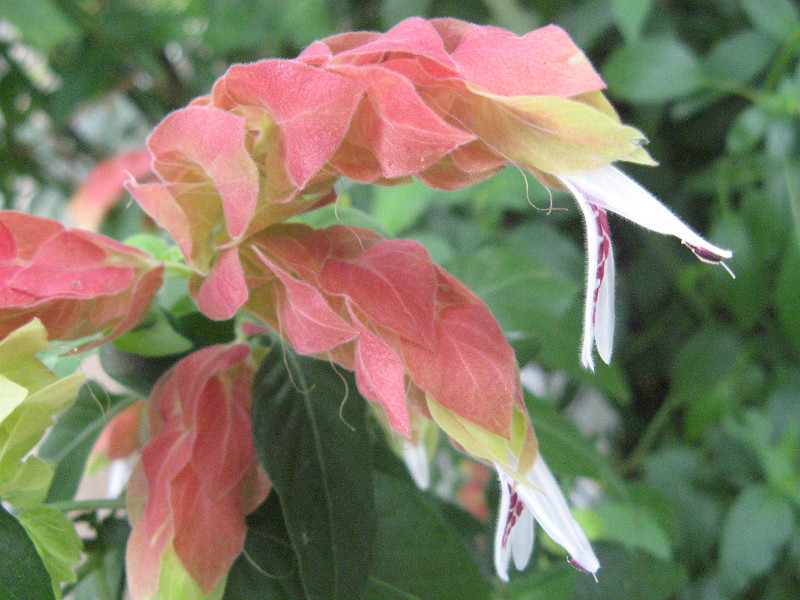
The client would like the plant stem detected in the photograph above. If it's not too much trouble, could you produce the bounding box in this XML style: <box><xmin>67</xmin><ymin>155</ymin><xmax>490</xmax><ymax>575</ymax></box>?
<box><xmin>48</xmin><ymin>497</ymin><xmax>127</xmax><ymax>513</ymax></box>
<box><xmin>624</xmin><ymin>394</ymin><xmax>682</xmax><ymax>473</ymax></box>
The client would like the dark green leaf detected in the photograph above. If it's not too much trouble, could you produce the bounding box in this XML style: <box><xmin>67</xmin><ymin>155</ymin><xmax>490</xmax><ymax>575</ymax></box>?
<box><xmin>719</xmin><ymin>485</ymin><xmax>795</xmax><ymax>594</ymax></box>
<box><xmin>776</xmin><ymin>250</ymin><xmax>800</xmax><ymax>354</ymax></box>
<box><xmin>507</xmin><ymin>563</ymin><xmax>577</xmax><ymax>600</ymax></box>
<box><xmin>525</xmin><ymin>394</ymin><xmax>628</xmax><ymax>499</ymax></box>
<box><xmin>575</xmin><ymin>544</ymin><xmax>688</xmax><ymax>600</ymax></box>
<box><xmin>739</xmin><ymin>0</ymin><xmax>800</xmax><ymax>40</ymax></box>
<box><xmin>38</xmin><ymin>381</ymin><xmax>133</xmax><ymax>503</ymax></box>
<box><xmin>0</xmin><ymin>504</ymin><xmax>55</xmax><ymax>600</ymax></box>
<box><xmin>379</xmin><ymin>0</ymin><xmax>432</xmax><ymax>29</ymax></box>
<box><xmin>602</xmin><ymin>37</ymin><xmax>704</xmax><ymax>103</ymax></box>
<box><xmin>362</xmin><ymin>473</ymin><xmax>491</xmax><ymax>600</ymax></box>
<box><xmin>705</xmin><ymin>30</ymin><xmax>776</xmax><ymax>85</ymax></box>
<box><xmin>224</xmin><ymin>494</ymin><xmax>304</xmax><ymax>600</ymax></box>
<box><xmin>704</xmin><ymin>212</ymin><xmax>768</xmax><ymax>328</ymax></box>
<box><xmin>443</xmin><ymin>243</ymin><xmax>579</xmax><ymax>337</ymax></box>
<box><xmin>99</xmin><ymin>344</ymin><xmax>182</xmax><ymax>398</ymax></box>
<box><xmin>251</xmin><ymin>344</ymin><xmax>375</xmax><ymax>600</ymax></box>
<box><xmin>0</xmin><ymin>0</ymin><xmax>79</xmax><ymax>51</ymax></box>
<box><xmin>611</xmin><ymin>0</ymin><xmax>655</xmax><ymax>41</ymax></box>
<box><xmin>643</xmin><ymin>448</ymin><xmax>723</xmax><ymax>562</ymax></box>
<box><xmin>667</xmin><ymin>326</ymin><xmax>748</xmax><ymax>438</ymax></box>
<box><xmin>112</xmin><ymin>308</ymin><xmax>193</xmax><ymax>357</ymax></box>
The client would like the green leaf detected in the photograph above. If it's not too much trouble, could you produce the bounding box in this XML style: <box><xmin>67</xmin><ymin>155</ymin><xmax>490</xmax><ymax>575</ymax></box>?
<box><xmin>0</xmin><ymin>321</ymin><xmax>83</xmax><ymax>505</ymax></box>
<box><xmin>370</xmin><ymin>180</ymin><xmax>435</xmax><ymax>236</ymax></box>
<box><xmin>0</xmin><ymin>0</ymin><xmax>80</xmax><ymax>51</ymax></box>
<box><xmin>224</xmin><ymin>494</ymin><xmax>304</xmax><ymax>600</ymax></box>
<box><xmin>17</xmin><ymin>506</ymin><xmax>82</xmax><ymax>597</ymax></box>
<box><xmin>667</xmin><ymin>326</ymin><xmax>747</xmax><ymax>439</ymax></box>
<box><xmin>704</xmin><ymin>30</ymin><xmax>776</xmax><ymax>85</ymax></box>
<box><xmin>776</xmin><ymin>250</ymin><xmax>800</xmax><ymax>354</ymax></box>
<box><xmin>739</xmin><ymin>0</ymin><xmax>800</xmax><ymax>40</ymax></box>
<box><xmin>704</xmin><ymin>212</ymin><xmax>768</xmax><ymax>329</ymax></box>
<box><xmin>361</xmin><ymin>473</ymin><xmax>491</xmax><ymax>600</ymax></box>
<box><xmin>719</xmin><ymin>485</ymin><xmax>795</xmax><ymax>594</ymax></box>
<box><xmin>643</xmin><ymin>448</ymin><xmax>723</xmax><ymax>562</ymax></box>
<box><xmin>579</xmin><ymin>501</ymin><xmax>672</xmax><ymax>560</ymax></box>
<box><xmin>524</xmin><ymin>395</ymin><xmax>628</xmax><ymax>499</ymax></box>
<box><xmin>112</xmin><ymin>308</ymin><xmax>193</xmax><ymax>357</ymax></box>
<box><xmin>379</xmin><ymin>0</ymin><xmax>432</xmax><ymax>29</ymax></box>
<box><xmin>0</xmin><ymin>503</ymin><xmax>56</xmax><ymax>600</ymax></box>
<box><xmin>611</xmin><ymin>0</ymin><xmax>655</xmax><ymax>41</ymax></box>
<box><xmin>251</xmin><ymin>344</ymin><xmax>375</xmax><ymax>600</ymax></box>
<box><xmin>71</xmin><ymin>517</ymin><xmax>128</xmax><ymax>600</ymax></box>
<box><xmin>507</xmin><ymin>563</ymin><xmax>577</xmax><ymax>600</ymax></box>
<box><xmin>38</xmin><ymin>382</ymin><xmax>133</xmax><ymax>503</ymax></box>
<box><xmin>602</xmin><ymin>37</ymin><xmax>704</xmax><ymax>103</ymax></box>
<box><xmin>443</xmin><ymin>243</ymin><xmax>579</xmax><ymax>339</ymax></box>
<box><xmin>0</xmin><ymin>455</ymin><xmax>53</xmax><ymax>507</ymax></box>
<box><xmin>575</xmin><ymin>544</ymin><xmax>687</xmax><ymax>600</ymax></box>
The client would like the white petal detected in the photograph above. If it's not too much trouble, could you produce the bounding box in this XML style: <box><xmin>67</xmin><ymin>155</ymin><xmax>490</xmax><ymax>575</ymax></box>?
<box><xmin>401</xmin><ymin>439</ymin><xmax>430</xmax><ymax>490</ymax></box>
<box><xmin>493</xmin><ymin>472</ymin><xmax>513</xmax><ymax>582</ymax></box>
<box><xmin>569</xmin><ymin>193</ymin><xmax>615</xmax><ymax>370</ymax></box>
<box><xmin>573</xmin><ymin>194</ymin><xmax>602</xmax><ymax>371</ymax></box>
<box><xmin>515</xmin><ymin>456</ymin><xmax>600</xmax><ymax>574</ymax></box>
<box><xmin>493</xmin><ymin>469</ymin><xmax>536</xmax><ymax>580</ymax></box>
<box><xmin>562</xmin><ymin>166</ymin><xmax>732</xmax><ymax>260</ymax></box>
<box><xmin>594</xmin><ymin>243</ymin><xmax>615</xmax><ymax>365</ymax></box>
<box><xmin>511</xmin><ymin>504</ymin><xmax>535</xmax><ymax>571</ymax></box>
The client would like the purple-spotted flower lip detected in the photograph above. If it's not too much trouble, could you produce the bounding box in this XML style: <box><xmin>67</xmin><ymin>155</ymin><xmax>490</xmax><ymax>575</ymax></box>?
<box><xmin>560</xmin><ymin>166</ymin><xmax>733</xmax><ymax>370</ymax></box>
<box><xmin>493</xmin><ymin>456</ymin><xmax>600</xmax><ymax>582</ymax></box>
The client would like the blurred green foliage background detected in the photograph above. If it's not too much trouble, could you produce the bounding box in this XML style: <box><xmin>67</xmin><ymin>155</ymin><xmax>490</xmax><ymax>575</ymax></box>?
<box><xmin>2</xmin><ymin>1</ymin><xmax>799</xmax><ymax>599</ymax></box>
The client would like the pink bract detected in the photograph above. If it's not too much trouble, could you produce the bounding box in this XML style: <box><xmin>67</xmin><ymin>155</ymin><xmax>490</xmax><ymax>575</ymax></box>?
<box><xmin>126</xmin><ymin>344</ymin><xmax>271</xmax><ymax>599</ymax></box>
<box><xmin>0</xmin><ymin>211</ymin><xmax>163</xmax><ymax>347</ymax></box>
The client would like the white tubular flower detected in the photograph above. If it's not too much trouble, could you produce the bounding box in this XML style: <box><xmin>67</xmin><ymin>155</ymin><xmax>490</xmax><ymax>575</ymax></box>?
<box><xmin>401</xmin><ymin>439</ymin><xmax>431</xmax><ymax>490</ymax></box>
<box><xmin>560</xmin><ymin>166</ymin><xmax>733</xmax><ymax>370</ymax></box>
<box><xmin>493</xmin><ymin>456</ymin><xmax>600</xmax><ymax>581</ymax></box>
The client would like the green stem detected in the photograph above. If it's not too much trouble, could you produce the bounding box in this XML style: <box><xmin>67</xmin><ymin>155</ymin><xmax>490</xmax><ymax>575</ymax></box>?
<box><xmin>764</xmin><ymin>28</ymin><xmax>800</xmax><ymax>91</ymax></box>
<box><xmin>782</xmin><ymin>159</ymin><xmax>800</xmax><ymax>249</ymax></box>
<box><xmin>624</xmin><ymin>394</ymin><xmax>683</xmax><ymax>472</ymax></box>
<box><xmin>48</xmin><ymin>497</ymin><xmax>127</xmax><ymax>513</ymax></box>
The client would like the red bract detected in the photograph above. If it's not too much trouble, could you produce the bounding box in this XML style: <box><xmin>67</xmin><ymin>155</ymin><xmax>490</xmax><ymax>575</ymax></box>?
<box><xmin>126</xmin><ymin>344</ymin><xmax>271</xmax><ymax>599</ymax></box>
<box><xmin>0</xmin><ymin>211</ymin><xmax>163</xmax><ymax>346</ymax></box>
<box><xmin>241</xmin><ymin>224</ymin><xmax>520</xmax><ymax>439</ymax></box>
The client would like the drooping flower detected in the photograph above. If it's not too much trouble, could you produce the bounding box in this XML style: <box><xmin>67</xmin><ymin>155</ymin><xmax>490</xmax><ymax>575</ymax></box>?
<box><xmin>118</xmin><ymin>17</ymin><xmax>734</xmax><ymax>584</ymax></box>
<box><xmin>560</xmin><ymin>166</ymin><xmax>733</xmax><ymax>370</ymax></box>
<box><xmin>0</xmin><ymin>211</ymin><xmax>164</xmax><ymax>348</ymax></box>
<box><xmin>126</xmin><ymin>344</ymin><xmax>271</xmax><ymax>600</ymax></box>
<box><xmin>126</xmin><ymin>17</ymin><xmax>728</xmax><ymax>368</ymax></box>
<box><xmin>425</xmin><ymin>382</ymin><xmax>598</xmax><ymax>580</ymax></box>
<box><xmin>493</xmin><ymin>457</ymin><xmax>599</xmax><ymax>581</ymax></box>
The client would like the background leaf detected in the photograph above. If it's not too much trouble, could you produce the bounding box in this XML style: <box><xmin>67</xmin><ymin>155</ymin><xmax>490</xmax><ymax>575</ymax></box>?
<box><xmin>611</xmin><ymin>0</ymin><xmax>654</xmax><ymax>41</ymax></box>
<box><xmin>0</xmin><ymin>504</ymin><xmax>55</xmax><ymax>600</ymax></box>
<box><xmin>38</xmin><ymin>381</ymin><xmax>133</xmax><ymax>503</ymax></box>
<box><xmin>601</xmin><ymin>37</ymin><xmax>704</xmax><ymax>103</ymax></box>
<box><xmin>251</xmin><ymin>344</ymin><xmax>375</xmax><ymax>600</ymax></box>
<box><xmin>17</xmin><ymin>506</ymin><xmax>82</xmax><ymax>597</ymax></box>
<box><xmin>718</xmin><ymin>485</ymin><xmax>796</xmax><ymax>594</ymax></box>
<box><xmin>362</xmin><ymin>473</ymin><xmax>491</xmax><ymax>600</ymax></box>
